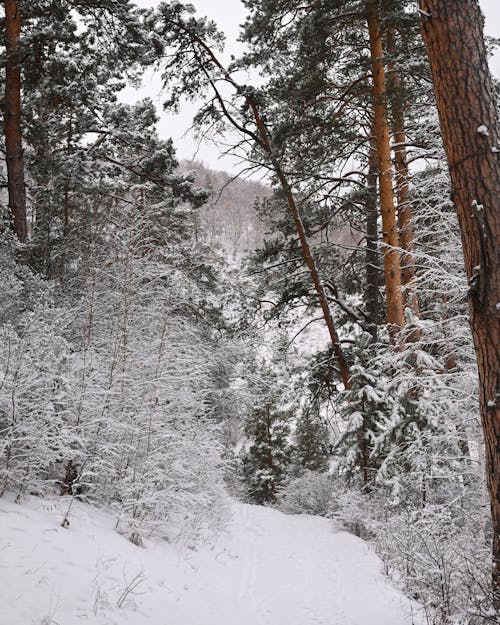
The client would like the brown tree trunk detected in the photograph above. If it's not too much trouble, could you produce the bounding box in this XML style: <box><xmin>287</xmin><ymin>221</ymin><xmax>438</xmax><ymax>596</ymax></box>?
<box><xmin>247</xmin><ymin>98</ymin><xmax>351</xmax><ymax>390</ymax></box>
<box><xmin>179</xmin><ymin>25</ymin><xmax>352</xmax><ymax>390</ymax></box>
<box><xmin>386</xmin><ymin>28</ymin><xmax>419</xmax><ymax>318</ymax></box>
<box><xmin>168</xmin><ymin>19</ymin><xmax>352</xmax><ymax>388</ymax></box>
<box><xmin>420</xmin><ymin>0</ymin><xmax>500</xmax><ymax>603</ymax></box>
<box><xmin>266</xmin><ymin>406</ymin><xmax>276</xmax><ymax>500</ymax></box>
<box><xmin>366</xmin><ymin>0</ymin><xmax>404</xmax><ymax>340</ymax></box>
<box><xmin>365</xmin><ymin>133</ymin><xmax>380</xmax><ymax>341</ymax></box>
<box><xmin>3</xmin><ymin>0</ymin><xmax>27</xmax><ymax>242</ymax></box>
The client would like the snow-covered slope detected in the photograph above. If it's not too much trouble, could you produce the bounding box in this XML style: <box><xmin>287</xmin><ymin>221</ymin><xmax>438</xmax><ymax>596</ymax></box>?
<box><xmin>0</xmin><ymin>497</ymin><xmax>422</xmax><ymax>625</ymax></box>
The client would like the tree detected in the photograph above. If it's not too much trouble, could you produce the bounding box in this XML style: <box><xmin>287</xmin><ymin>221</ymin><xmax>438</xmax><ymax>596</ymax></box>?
<box><xmin>152</xmin><ymin>2</ymin><xmax>352</xmax><ymax>389</ymax></box>
<box><xmin>240</xmin><ymin>0</ymin><xmax>420</xmax><ymax>337</ymax></box>
<box><xmin>386</xmin><ymin>23</ymin><xmax>419</xmax><ymax>317</ymax></box>
<box><xmin>1</xmin><ymin>0</ymin><xmax>151</xmax><ymax>270</ymax></box>
<box><xmin>366</xmin><ymin>0</ymin><xmax>404</xmax><ymax>338</ymax></box>
<box><xmin>364</xmin><ymin>135</ymin><xmax>380</xmax><ymax>340</ymax></box>
<box><xmin>419</xmin><ymin>0</ymin><xmax>500</xmax><ymax>602</ymax></box>
<box><xmin>241</xmin><ymin>365</ymin><xmax>294</xmax><ymax>504</ymax></box>
<box><xmin>294</xmin><ymin>409</ymin><xmax>330</xmax><ymax>474</ymax></box>
<box><xmin>3</xmin><ymin>0</ymin><xmax>27</xmax><ymax>241</ymax></box>
<box><xmin>336</xmin><ymin>332</ymin><xmax>389</xmax><ymax>486</ymax></box>
<box><xmin>26</xmin><ymin>2</ymin><xmax>149</xmax><ymax>276</ymax></box>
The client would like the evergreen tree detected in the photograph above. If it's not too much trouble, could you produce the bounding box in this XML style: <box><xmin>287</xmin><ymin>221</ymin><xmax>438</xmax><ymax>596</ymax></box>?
<box><xmin>1</xmin><ymin>0</ymin><xmax>151</xmax><ymax>274</ymax></box>
<box><xmin>420</xmin><ymin>0</ymin><xmax>500</xmax><ymax>601</ymax></box>
<box><xmin>3</xmin><ymin>0</ymin><xmax>27</xmax><ymax>241</ymax></box>
<box><xmin>241</xmin><ymin>365</ymin><xmax>294</xmax><ymax>504</ymax></box>
<box><xmin>335</xmin><ymin>332</ymin><xmax>389</xmax><ymax>486</ymax></box>
<box><xmin>294</xmin><ymin>402</ymin><xmax>330</xmax><ymax>474</ymax></box>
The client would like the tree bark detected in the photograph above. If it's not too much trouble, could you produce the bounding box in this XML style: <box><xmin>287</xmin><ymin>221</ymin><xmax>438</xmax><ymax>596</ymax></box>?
<box><xmin>366</xmin><ymin>0</ymin><xmax>404</xmax><ymax>340</ymax></box>
<box><xmin>365</xmin><ymin>133</ymin><xmax>380</xmax><ymax>341</ymax></box>
<box><xmin>246</xmin><ymin>98</ymin><xmax>351</xmax><ymax>390</ymax></box>
<box><xmin>3</xmin><ymin>0</ymin><xmax>27</xmax><ymax>242</ymax></box>
<box><xmin>420</xmin><ymin>0</ymin><xmax>500</xmax><ymax>603</ymax></box>
<box><xmin>386</xmin><ymin>28</ymin><xmax>419</xmax><ymax>318</ymax></box>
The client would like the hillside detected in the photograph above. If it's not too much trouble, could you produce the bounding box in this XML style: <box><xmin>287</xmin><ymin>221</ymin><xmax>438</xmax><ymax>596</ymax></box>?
<box><xmin>180</xmin><ymin>160</ymin><xmax>271</xmax><ymax>262</ymax></box>
<box><xmin>0</xmin><ymin>497</ymin><xmax>422</xmax><ymax>625</ymax></box>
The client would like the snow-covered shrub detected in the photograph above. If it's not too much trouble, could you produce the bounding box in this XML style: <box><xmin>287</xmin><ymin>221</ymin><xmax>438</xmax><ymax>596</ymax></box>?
<box><xmin>334</xmin><ymin>327</ymin><xmax>478</xmax><ymax>516</ymax></box>
<box><xmin>332</xmin><ymin>488</ymin><xmax>380</xmax><ymax>541</ymax></box>
<box><xmin>0</xmin><ymin>282</ymin><xmax>233</xmax><ymax>542</ymax></box>
<box><xmin>373</xmin><ymin>503</ymin><xmax>495</xmax><ymax>624</ymax></box>
<box><xmin>0</xmin><ymin>182</ymin><xmax>235</xmax><ymax>546</ymax></box>
<box><xmin>67</xmin><ymin>238</ymin><xmax>232</xmax><ymax>541</ymax></box>
<box><xmin>0</xmin><ymin>311</ymin><xmax>79</xmax><ymax>500</ymax></box>
<box><xmin>331</xmin><ymin>486</ymin><xmax>496</xmax><ymax>624</ymax></box>
<box><xmin>278</xmin><ymin>470</ymin><xmax>334</xmax><ymax>516</ymax></box>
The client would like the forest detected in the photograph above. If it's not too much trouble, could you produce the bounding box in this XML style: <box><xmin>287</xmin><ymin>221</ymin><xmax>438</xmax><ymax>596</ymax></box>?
<box><xmin>0</xmin><ymin>1</ymin><xmax>499</xmax><ymax>624</ymax></box>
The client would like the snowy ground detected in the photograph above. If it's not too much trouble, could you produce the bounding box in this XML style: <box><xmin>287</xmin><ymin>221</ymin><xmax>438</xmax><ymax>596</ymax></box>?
<box><xmin>0</xmin><ymin>496</ymin><xmax>423</xmax><ymax>625</ymax></box>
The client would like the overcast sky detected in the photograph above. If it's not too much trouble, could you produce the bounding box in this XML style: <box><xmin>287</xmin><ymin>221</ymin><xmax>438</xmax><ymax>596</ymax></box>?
<box><xmin>125</xmin><ymin>0</ymin><xmax>500</xmax><ymax>171</ymax></box>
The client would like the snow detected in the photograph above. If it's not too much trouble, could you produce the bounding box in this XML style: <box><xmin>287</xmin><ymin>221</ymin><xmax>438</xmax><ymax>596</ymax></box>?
<box><xmin>0</xmin><ymin>496</ymin><xmax>422</xmax><ymax>625</ymax></box>
<box><xmin>477</xmin><ymin>125</ymin><xmax>490</xmax><ymax>136</ymax></box>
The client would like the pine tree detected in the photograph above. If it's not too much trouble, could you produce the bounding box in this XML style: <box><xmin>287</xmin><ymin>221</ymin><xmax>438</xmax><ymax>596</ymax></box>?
<box><xmin>336</xmin><ymin>332</ymin><xmax>389</xmax><ymax>486</ymax></box>
<box><xmin>419</xmin><ymin>0</ymin><xmax>500</xmax><ymax>602</ymax></box>
<box><xmin>3</xmin><ymin>0</ymin><xmax>27</xmax><ymax>241</ymax></box>
<box><xmin>2</xmin><ymin>0</ymin><xmax>150</xmax><ymax>273</ymax></box>
<box><xmin>294</xmin><ymin>403</ymin><xmax>330</xmax><ymax>474</ymax></box>
<box><xmin>241</xmin><ymin>365</ymin><xmax>294</xmax><ymax>504</ymax></box>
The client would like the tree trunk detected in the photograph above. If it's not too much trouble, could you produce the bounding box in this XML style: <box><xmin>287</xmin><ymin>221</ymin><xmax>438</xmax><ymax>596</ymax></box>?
<box><xmin>386</xmin><ymin>28</ymin><xmax>419</xmax><ymax>318</ymax></box>
<box><xmin>169</xmin><ymin>19</ymin><xmax>351</xmax><ymax>388</ymax></box>
<box><xmin>366</xmin><ymin>0</ymin><xmax>404</xmax><ymax>340</ymax></box>
<box><xmin>3</xmin><ymin>0</ymin><xmax>27</xmax><ymax>242</ymax></box>
<box><xmin>479</xmin><ymin>428</ymin><xmax>488</xmax><ymax>545</ymax></box>
<box><xmin>266</xmin><ymin>406</ymin><xmax>276</xmax><ymax>500</ymax></box>
<box><xmin>365</xmin><ymin>133</ymin><xmax>380</xmax><ymax>341</ymax></box>
<box><xmin>247</xmin><ymin>98</ymin><xmax>351</xmax><ymax>390</ymax></box>
<box><xmin>420</xmin><ymin>0</ymin><xmax>500</xmax><ymax>603</ymax></box>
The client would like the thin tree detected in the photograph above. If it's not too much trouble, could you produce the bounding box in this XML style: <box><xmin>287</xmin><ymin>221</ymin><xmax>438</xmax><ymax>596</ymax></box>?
<box><xmin>365</xmin><ymin>132</ymin><xmax>380</xmax><ymax>341</ymax></box>
<box><xmin>3</xmin><ymin>0</ymin><xmax>27</xmax><ymax>241</ymax></box>
<box><xmin>366</xmin><ymin>0</ymin><xmax>404</xmax><ymax>339</ymax></box>
<box><xmin>419</xmin><ymin>0</ymin><xmax>500</xmax><ymax>603</ymax></box>
<box><xmin>155</xmin><ymin>7</ymin><xmax>352</xmax><ymax>390</ymax></box>
<box><xmin>386</xmin><ymin>27</ymin><xmax>419</xmax><ymax>318</ymax></box>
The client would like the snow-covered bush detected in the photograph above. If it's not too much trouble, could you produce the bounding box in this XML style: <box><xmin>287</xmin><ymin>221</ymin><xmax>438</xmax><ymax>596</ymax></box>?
<box><xmin>278</xmin><ymin>470</ymin><xmax>334</xmax><ymax>516</ymax></box>
<box><xmin>331</xmin><ymin>486</ymin><xmax>496</xmax><ymax>624</ymax></box>
<box><xmin>373</xmin><ymin>503</ymin><xmax>495</xmax><ymax>624</ymax></box>
<box><xmin>332</xmin><ymin>488</ymin><xmax>380</xmax><ymax>541</ymax></box>
<box><xmin>0</xmin><ymin>156</ymin><xmax>235</xmax><ymax>545</ymax></box>
<box><xmin>64</xmin><ymin>226</ymin><xmax>232</xmax><ymax>541</ymax></box>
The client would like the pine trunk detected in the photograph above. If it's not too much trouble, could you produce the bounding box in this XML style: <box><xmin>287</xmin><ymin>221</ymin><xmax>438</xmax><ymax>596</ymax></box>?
<box><xmin>386</xmin><ymin>29</ymin><xmax>419</xmax><ymax>318</ymax></box>
<box><xmin>183</xmin><ymin>24</ymin><xmax>352</xmax><ymax>387</ymax></box>
<box><xmin>3</xmin><ymin>0</ymin><xmax>27</xmax><ymax>242</ymax></box>
<box><xmin>365</xmin><ymin>134</ymin><xmax>380</xmax><ymax>341</ymax></box>
<box><xmin>247</xmin><ymin>98</ymin><xmax>351</xmax><ymax>390</ymax></box>
<box><xmin>420</xmin><ymin>0</ymin><xmax>500</xmax><ymax>603</ymax></box>
<box><xmin>366</xmin><ymin>0</ymin><xmax>404</xmax><ymax>339</ymax></box>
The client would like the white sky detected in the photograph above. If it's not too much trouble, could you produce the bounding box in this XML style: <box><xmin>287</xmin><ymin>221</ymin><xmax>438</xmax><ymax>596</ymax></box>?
<box><xmin>124</xmin><ymin>0</ymin><xmax>500</xmax><ymax>171</ymax></box>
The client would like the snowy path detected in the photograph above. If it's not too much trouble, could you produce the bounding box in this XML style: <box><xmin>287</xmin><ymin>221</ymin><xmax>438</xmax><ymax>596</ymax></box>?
<box><xmin>0</xmin><ymin>497</ymin><xmax>422</xmax><ymax>625</ymax></box>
